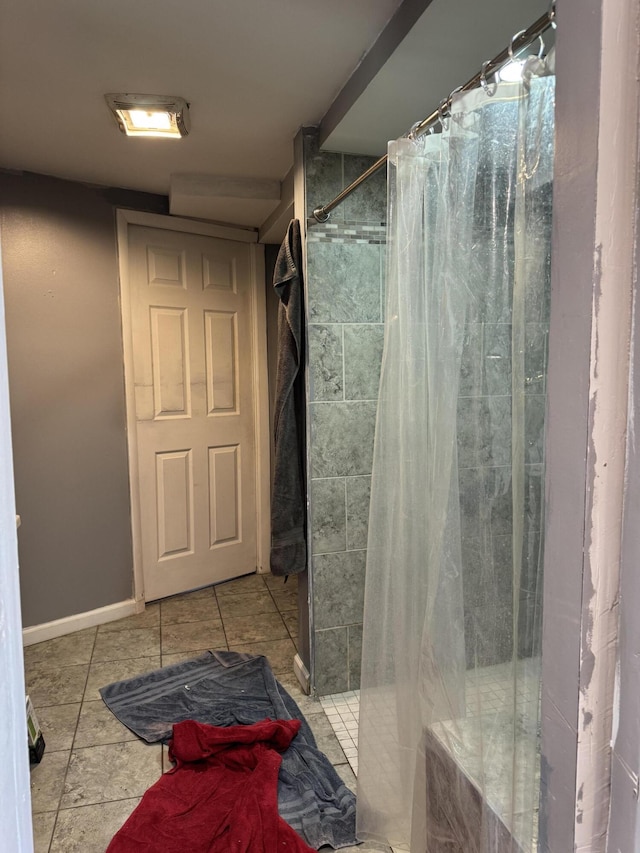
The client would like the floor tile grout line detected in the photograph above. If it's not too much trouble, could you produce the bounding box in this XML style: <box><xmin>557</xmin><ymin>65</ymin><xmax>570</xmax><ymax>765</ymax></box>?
<box><xmin>159</xmin><ymin>597</ymin><xmax>166</xmax><ymax>664</ymax></box>
<box><xmin>279</xmin><ymin>601</ymin><xmax>298</xmax><ymax>648</ymax></box>
<box><xmin>46</xmin><ymin>809</ymin><xmax>58</xmax><ymax>853</ymax></box>
<box><xmin>46</xmin><ymin>625</ymin><xmax>101</xmax><ymax>851</ymax></box>
<box><xmin>52</xmin><ymin>792</ymin><xmax>144</xmax><ymax>813</ymax></box>
<box><xmin>214</xmin><ymin>572</ymin><xmax>268</xmax><ymax>599</ymax></box>
<box><xmin>264</xmin><ymin>577</ymin><xmax>298</xmax><ymax>648</ymax></box>
<box><xmin>212</xmin><ymin>587</ymin><xmax>232</xmax><ymax>652</ymax></box>
<box><xmin>216</xmin><ymin>584</ymin><xmax>287</xmax><ymax>623</ymax></box>
<box><xmin>210</xmin><ymin>589</ymin><xmax>224</xmax><ymax>630</ymax></box>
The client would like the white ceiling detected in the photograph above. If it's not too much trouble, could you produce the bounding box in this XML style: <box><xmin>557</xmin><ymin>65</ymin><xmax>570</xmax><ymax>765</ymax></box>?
<box><xmin>0</xmin><ymin>0</ymin><xmax>550</xmax><ymax>232</ymax></box>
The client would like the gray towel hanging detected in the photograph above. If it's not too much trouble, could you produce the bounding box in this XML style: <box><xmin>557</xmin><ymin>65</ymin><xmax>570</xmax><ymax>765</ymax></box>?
<box><xmin>270</xmin><ymin>219</ymin><xmax>307</xmax><ymax>576</ymax></box>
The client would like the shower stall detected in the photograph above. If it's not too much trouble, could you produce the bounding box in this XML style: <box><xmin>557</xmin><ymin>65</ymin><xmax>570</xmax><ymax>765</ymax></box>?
<box><xmin>350</xmin><ymin>40</ymin><xmax>555</xmax><ymax>853</ymax></box>
<box><xmin>303</xmin><ymin>0</ymin><xmax>640</xmax><ymax>848</ymax></box>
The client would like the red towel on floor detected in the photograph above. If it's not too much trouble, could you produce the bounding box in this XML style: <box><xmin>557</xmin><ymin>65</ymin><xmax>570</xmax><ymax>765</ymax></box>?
<box><xmin>106</xmin><ymin>718</ymin><xmax>316</xmax><ymax>852</ymax></box>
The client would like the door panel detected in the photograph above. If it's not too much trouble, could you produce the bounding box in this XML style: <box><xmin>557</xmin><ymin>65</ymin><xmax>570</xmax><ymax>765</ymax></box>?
<box><xmin>205</xmin><ymin>310</ymin><xmax>237</xmax><ymax>413</ymax></box>
<box><xmin>128</xmin><ymin>225</ymin><xmax>258</xmax><ymax>600</ymax></box>
<box><xmin>156</xmin><ymin>450</ymin><xmax>193</xmax><ymax>558</ymax></box>
<box><xmin>150</xmin><ymin>307</ymin><xmax>190</xmax><ymax>417</ymax></box>
<box><xmin>208</xmin><ymin>444</ymin><xmax>241</xmax><ymax>546</ymax></box>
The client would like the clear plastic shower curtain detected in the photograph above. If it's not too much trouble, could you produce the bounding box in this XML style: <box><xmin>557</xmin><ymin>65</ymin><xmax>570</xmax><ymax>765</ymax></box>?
<box><xmin>357</xmin><ymin>60</ymin><xmax>555</xmax><ymax>852</ymax></box>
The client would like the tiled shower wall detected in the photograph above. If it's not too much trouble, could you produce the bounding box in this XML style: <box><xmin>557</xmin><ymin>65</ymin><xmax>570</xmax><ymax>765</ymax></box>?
<box><xmin>303</xmin><ymin>131</ymin><xmax>387</xmax><ymax>695</ymax></box>
<box><xmin>457</xmin><ymin>181</ymin><xmax>551</xmax><ymax>668</ymax></box>
<box><xmin>301</xmin><ymin>130</ymin><xmax>549</xmax><ymax>693</ymax></box>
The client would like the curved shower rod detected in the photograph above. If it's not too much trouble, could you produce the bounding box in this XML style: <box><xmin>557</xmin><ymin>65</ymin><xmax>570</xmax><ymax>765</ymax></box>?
<box><xmin>312</xmin><ymin>4</ymin><xmax>556</xmax><ymax>224</ymax></box>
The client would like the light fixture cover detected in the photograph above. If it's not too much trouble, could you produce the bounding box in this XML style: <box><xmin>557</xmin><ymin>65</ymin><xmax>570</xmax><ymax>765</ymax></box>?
<box><xmin>105</xmin><ymin>93</ymin><xmax>190</xmax><ymax>138</ymax></box>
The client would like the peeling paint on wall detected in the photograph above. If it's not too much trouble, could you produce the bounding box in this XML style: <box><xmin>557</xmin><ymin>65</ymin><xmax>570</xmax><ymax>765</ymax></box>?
<box><xmin>573</xmin><ymin>0</ymin><xmax>637</xmax><ymax>840</ymax></box>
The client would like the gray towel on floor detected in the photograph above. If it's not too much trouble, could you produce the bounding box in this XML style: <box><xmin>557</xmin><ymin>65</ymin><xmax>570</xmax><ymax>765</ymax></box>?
<box><xmin>271</xmin><ymin>219</ymin><xmax>307</xmax><ymax>576</ymax></box>
<box><xmin>99</xmin><ymin>650</ymin><xmax>356</xmax><ymax>850</ymax></box>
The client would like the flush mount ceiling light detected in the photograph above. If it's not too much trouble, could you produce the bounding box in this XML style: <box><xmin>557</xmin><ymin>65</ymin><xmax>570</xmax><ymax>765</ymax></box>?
<box><xmin>105</xmin><ymin>93</ymin><xmax>190</xmax><ymax>139</ymax></box>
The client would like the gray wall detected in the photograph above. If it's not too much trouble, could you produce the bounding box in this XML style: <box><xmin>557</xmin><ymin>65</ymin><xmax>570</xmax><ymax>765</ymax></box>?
<box><xmin>0</xmin><ymin>170</ymin><xmax>167</xmax><ymax>627</ymax></box>
<box><xmin>303</xmin><ymin>132</ymin><xmax>387</xmax><ymax>694</ymax></box>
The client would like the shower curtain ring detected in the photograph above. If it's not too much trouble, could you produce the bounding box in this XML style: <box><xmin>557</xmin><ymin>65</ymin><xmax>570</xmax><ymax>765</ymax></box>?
<box><xmin>480</xmin><ymin>61</ymin><xmax>498</xmax><ymax>97</ymax></box>
<box><xmin>437</xmin><ymin>97</ymin><xmax>450</xmax><ymax>131</ymax></box>
<box><xmin>548</xmin><ymin>0</ymin><xmax>557</xmax><ymax>28</ymax></box>
<box><xmin>408</xmin><ymin>120</ymin><xmax>423</xmax><ymax>141</ymax></box>
<box><xmin>508</xmin><ymin>29</ymin><xmax>527</xmax><ymax>62</ymax></box>
<box><xmin>442</xmin><ymin>86</ymin><xmax>463</xmax><ymax>123</ymax></box>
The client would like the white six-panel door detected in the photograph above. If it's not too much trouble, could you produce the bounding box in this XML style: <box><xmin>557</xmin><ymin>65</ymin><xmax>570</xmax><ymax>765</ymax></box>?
<box><xmin>126</xmin><ymin>223</ymin><xmax>261</xmax><ymax>601</ymax></box>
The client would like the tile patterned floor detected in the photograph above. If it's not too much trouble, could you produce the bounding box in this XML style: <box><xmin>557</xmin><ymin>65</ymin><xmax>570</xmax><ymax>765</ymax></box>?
<box><xmin>320</xmin><ymin>691</ymin><xmax>360</xmax><ymax>775</ymax></box>
<box><xmin>25</xmin><ymin>573</ymin><xmax>390</xmax><ymax>853</ymax></box>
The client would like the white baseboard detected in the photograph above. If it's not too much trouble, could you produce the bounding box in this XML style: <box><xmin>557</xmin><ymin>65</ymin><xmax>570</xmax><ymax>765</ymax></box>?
<box><xmin>293</xmin><ymin>653</ymin><xmax>311</xmax><ymax>695</ymax></box>
<box><xmin>22</xmin><ymin>599</ymin><xmax>139</xmax><ymax>646</ymax></box>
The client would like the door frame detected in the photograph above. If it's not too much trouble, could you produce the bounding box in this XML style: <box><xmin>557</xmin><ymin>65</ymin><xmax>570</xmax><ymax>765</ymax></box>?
<box><xmin>116</xmin><ymin>210</ymin><xmax>271</xmax><ymax>606</ymax></box>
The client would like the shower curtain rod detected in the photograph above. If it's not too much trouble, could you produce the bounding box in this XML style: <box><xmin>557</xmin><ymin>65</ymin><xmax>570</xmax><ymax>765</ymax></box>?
<box><xmin>312</xmin><ymin>5</ymin><xmax>556</xmax><ymax>223</ymax></box>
